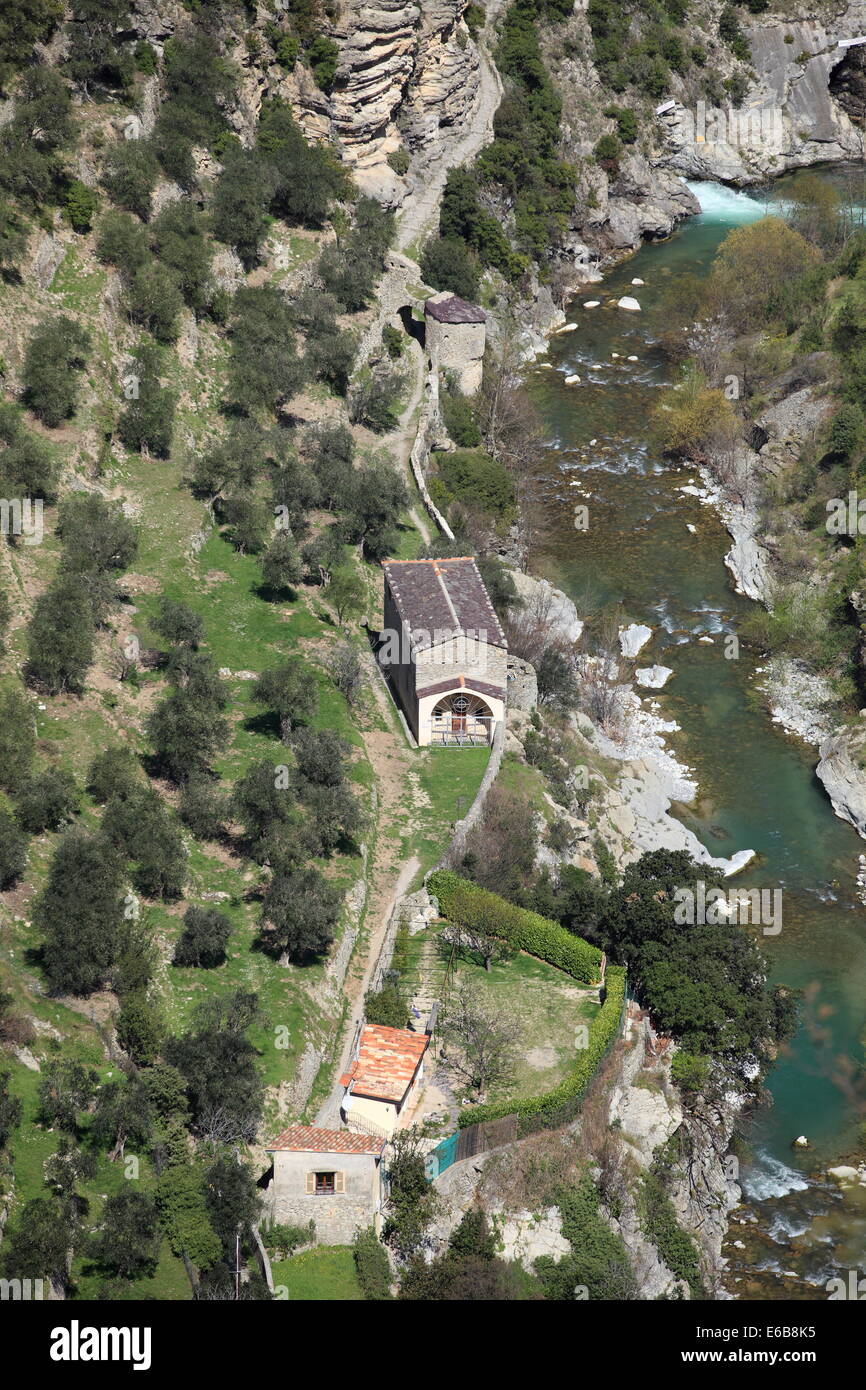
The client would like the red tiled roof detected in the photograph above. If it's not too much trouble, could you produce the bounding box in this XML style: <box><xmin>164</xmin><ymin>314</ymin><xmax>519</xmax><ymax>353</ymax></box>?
<box><xmin>341</xmin><ymin>1024</ymin><xmax>429</xmax><ymax>1103</ymax></box>
<box><xmin>265</xmin><ymin>1124</ymin><xmax>384</xmax><ymax>1156</ymax></box>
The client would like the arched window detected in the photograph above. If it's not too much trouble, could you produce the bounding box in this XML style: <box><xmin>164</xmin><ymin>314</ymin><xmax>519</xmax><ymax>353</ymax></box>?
<box><xmin>431</xmin><ymin>692</ymin><xmax>493</xmax><ymax>745</ymax></box>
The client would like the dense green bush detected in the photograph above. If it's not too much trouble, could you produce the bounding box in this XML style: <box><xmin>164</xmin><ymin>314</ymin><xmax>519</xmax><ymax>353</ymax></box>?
<box><xmin>428</xmin><ymin>870</ymin><xmax>602</xmax><ymax>983</ymax></box>
<box><xmin>420</xmin><ymin>235</ymin><xmax>481</xmax><ymax>302</ymax></box>
<box><xmin>441</xmin><ymin>388</ymin><xmax>481</xmax><ymax>447</ymax></box>
<box><xmin>64</xmin><ymin>179</ymin><xmax>98</xmax><ymax>233</ymax></box>
<box><xmin>535</xmin><ymin>1177</ymin><xmax>636</xmax><ymax>1300</ymax></box>
<box><xmin>353</xmin><ymin>1226</ymin><xmax>393</xmax><ymax>1300</ymax></box>
<box><xmin>173</xmin><ymin>905</ymin><xmax>232</xmax><ymax>968</ymax></box>
<box><xmin>118</xmin><ymin>340</ymin><xmax>177</xmax><ymax>457</ymax></box>
<box><xmin>21</xmin><ymin>316</ymin><xmax>91</xmax><ymax>427</ymax></box>
<box><xmin>640</xmin><ymin>1170</ymin><xmax>704</xmax><ymax>1296</ymax></box>
<box><xmin>434</xmin><ymin>449</ymin><xmax>515</xmax><ymax>519</ymax></box>
<box><xmin>102</xmin><ymin>140</ymin><xmax>160</xmax><ymax>220</ymax></box>
<box><xmin>0</xmin><ymin>806</ymin><xmax>27</xmax><ymax>889</ymax></box>
<box><xmin>14</xmin><ymin>768</ymin><xmax>79</xmax><ymax>833</ymax></box>
<box><xmin>308</xmin><ymin>35</ymin><xmax>339</xmax><ymax>92</ymax></box>
<box><xmin>25</xmin><ymin>574</ymin><xmax>95</xmax><ymax>695</ymax></box>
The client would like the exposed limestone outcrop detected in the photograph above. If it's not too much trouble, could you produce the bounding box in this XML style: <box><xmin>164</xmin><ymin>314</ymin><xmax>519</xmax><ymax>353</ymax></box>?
<box><xmin>328</xmin><ymin>0</ymin><xmax>481</xmax><ymax>198</ymax></box>
<box><xmin>817</xmin><ymin>726</ymin><xmax>866</xmax><ymax>838</ymax></box>
<box><xmin>660</xmin><ymin>10</ymin><xmax>866</xmax><ymax>183</ymax></box>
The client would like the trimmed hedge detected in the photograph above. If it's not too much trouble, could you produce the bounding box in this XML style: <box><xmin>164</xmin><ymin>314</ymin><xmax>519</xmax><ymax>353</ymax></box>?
<box><xmin>455</xmin><ymin>966</ymin><xmax>626</xmax><ymax>1132</ymax></box>
<box><xmin>428</xmin><ymin>870</ymin><xmax>602</xmax><ymax>984</ymax></box>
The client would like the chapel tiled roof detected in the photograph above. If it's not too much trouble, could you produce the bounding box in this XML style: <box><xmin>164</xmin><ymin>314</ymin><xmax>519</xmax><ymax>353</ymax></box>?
<box><xmin>265</xmin><ymin>1124</ymin><xmax>384</xmax><ymax>1156</ymax></box>
<box><xmin>382</xmin><ymin>557</ymin><xmax>507</xmax><ymax>651</ymax></box>
<box><xmin>340</xmin><ymin>1024</ymin><xmax>429</xmax><ymax>1103</ymax></box>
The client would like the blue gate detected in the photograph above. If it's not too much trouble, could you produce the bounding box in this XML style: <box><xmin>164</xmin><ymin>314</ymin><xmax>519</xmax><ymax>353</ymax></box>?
<box><xmin>425</xmin><ymin>1130</ymin><xmax>459</xmax><ymax>1179</ymax></box>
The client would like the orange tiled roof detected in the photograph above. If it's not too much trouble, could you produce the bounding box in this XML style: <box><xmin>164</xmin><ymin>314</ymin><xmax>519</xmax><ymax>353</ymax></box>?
<box><xmin>265</xmin><ymin>1124</ymin><xmax>384</xmax><ymax>1156</ymax></box>
<box><xmin>340</xmin><ymin>1024</ymin><xmax>428</xmax><ymax>1103</ymax></box>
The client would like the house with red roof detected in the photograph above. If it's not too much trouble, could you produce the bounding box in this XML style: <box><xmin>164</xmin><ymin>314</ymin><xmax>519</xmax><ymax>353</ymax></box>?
<box><xmin>264</xmin><ymin>1124</ymin><xmax>386</xmax><ymax>1244</ymax></box>
<box><xmin>340</xmin><ymin>1022</ymin><xmax>429</xmax><ymax>1137</ymax></box>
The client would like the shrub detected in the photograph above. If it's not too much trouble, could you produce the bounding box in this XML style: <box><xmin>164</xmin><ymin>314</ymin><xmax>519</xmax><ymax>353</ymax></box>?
<box><xmin>262</xmin><ymin>1218</ymin><xmax>315</xmax><ymax>1255</ymax></box>
<box><xmin>308</xmin><ymin>35</ymin><xmax>339</xmax><ymax>92</ymax></box>
<box><xmin>135</xmin><ymin>40</ymin><xmax>157</xmax><ymax>74</ymax></box>
<box><xmin>36</xmin><ymin>827</ymin><xmax>126</xmax><ymax>995</ymax></box>
<box><xmin>127</xmin><ymin>259</ymin><xmax>183</xmax><ymax>343</ymax></box>
<box><xmin>211</xmin><ymin>147</ymin><xmax>275</xmax><ymax>266</ymax></box>
<box><xmin>364</xmin><ymin>980</ymin><xmax>408</xmax><ymax>1029</ymax></box>
<box><xmin>353</xmin><ymin>1226</ymin><xmax>392</xmax><ymax>1300</ymax></box>
<box><xmin>670</xmin><ymin>1050</ymin><xmax>710</xmax><ymax>1094</ymax></box>
<box><xmin>603</xmin><ymin>104</ymin><xmax>637</xmax><ymax>144</ymax></box>
<box><xmin>0</xmin><ymin>686</ymin><xmax>36</xmax><ymax>792</ymax></box>
<box><xmin>116</xmin><ymin>991</ymin><xmax>164</xmax><ymax>1064</ymax></box>
<box><xmin>0</xmin><ymin>806</ymin><xmax>27</xmax><ymax>888</ymax></box>
<box><xmin>14</xmin><ymin>768</ymin><xmax>79</xmax><ymax>832</ymax></box>
<box><xmin>640</xmin><ymin>1171</ymin><xmax>704</xmax><ymax>1296</ymax></box>
<box><xmin>434</xmin><ymin>449</ymin><xmax>515</xmax><ymax>519</ymax></box>
<box><xmin>382</xmin><ymin>324</ymin><xmax>403</xmax><ymax>359</ymax></box>
<box><xmin>64</xmin><ymin>179</ymin><xmax>98</xmax><ymax>233</ymax></box>
<box><xmin>173</xmin><ymin>906</ymin><xmax>232</xmax><ymax>968</ymax></box>
<box><xmin>57</xmin><ymin>492</ymin><xmax>138</xmax><ymax>574</ymax></box>
<box><xmin>441</xmin><ymin>389</ymin><xmax>481</xmax><ymax>447</ymax></box>
<box><xmin>257</xmin><ymin>96</ymin><xmax>349</xmax><ymax>227</ymax></box>
<box><xmin>420</xmin><ymin>235</ymin><xmax>481</xmax><ymax>302</ymax></box>
<box><xmin>86</xmin><ymin>747</ymin><xmax>141</xmax><ymax>804</ymax></box>
<box><xmin>21</xmin><ymin>316</ymin><xmax>91</xmax><ymax>427</ymax></box>
<box><xmin>428</xmin><ymin>870</ymin><xmax>602</xmax><ymax>983</ymax></box>
<box><xmin>118</xmin><ymin>341</ymin><xmax>176</xmax><ymax>457</ymax></box>
<box><xmin>350</xmin><ymin>365</ymin><xmax>405</xmax><ymax>432</ymax></box>
<box><xmin>25</xmin><ymin>574</ymin><xmax>95</xmax><ymax>695</ymax></box>
<box><xmin>275</xmin><ymin>34</ymin><xmax>300</xmax><ymax>68</ymax></box>
<box><xmin>179</xmin><ymin>777</ymin><xmax>226</xmax><ymax>839</ymax></box>
<box><xmin>150</xmin><ymin>201</ymin><xmax>213</xmax><ymax>312</ymax></box>
<box><xmin>387</xmin><ymin>148</ymin><xmax>410</xmax><ymax>176</ymax></box>
<box><xmin>226</xmin><ymin>285</ymin><xmax>305</xmax><ymax>414</ymax></box>
<box><xmin>95</xmin><ymin>208</ymin><xmax>150</xmax><ymax>275</ymax></box>
<box><xmin>102</xmin><ymin>140</ymin><xmax>160</xmax><ymax>219</ymax></box>
<box><xmin>593</xmin><ymin>132</ymin><xmax>622</xmax><ymax>169</ymax></box>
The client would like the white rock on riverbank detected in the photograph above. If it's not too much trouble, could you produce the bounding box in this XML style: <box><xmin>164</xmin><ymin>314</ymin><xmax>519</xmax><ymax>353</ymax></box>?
<box><xmin>816</xmin><ymin>728</ymin><xmax>866</xmax><ymax>840</ymax></box>
<box><xmin>758</xmin><ymin>656</ymin><xmax>835</xmax><ymax>747</ymax></box>
<box><xmin>635</xmin><ymin>664</ymin><xmax>674</xmax><ymax>689</ymax></box>
<box><xmin>620</xmin><ymin>623</ymin><xmax>653</xmax><ymax>658</ymax></box>
<box><xmin>510</xmin><ymin>569</ymin><xmax>584</xmax><ymax>644</ymax></box>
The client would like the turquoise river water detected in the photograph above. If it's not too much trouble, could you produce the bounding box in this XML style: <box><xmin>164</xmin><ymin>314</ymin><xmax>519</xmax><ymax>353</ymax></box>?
<box><xmin>530</xmin><ymin>176</ymin><xmax>866</xmax><ymax>1298</ymax></box>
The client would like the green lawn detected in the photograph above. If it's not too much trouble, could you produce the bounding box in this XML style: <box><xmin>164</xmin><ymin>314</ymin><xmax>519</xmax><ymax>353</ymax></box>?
<box><xmin>406</xmin><ymin>746</ymin><xmax>490</xmax><ymax>884</ymax></box>
<box><xmin>272</xmin><ymin>1246</ymin><xmax>363</xmax><ymax>1300</ymax></box>
<box><xmin>403</xmin><ymin>925</ymin><xmax>600</xmax><ymax>1105</ymax></box>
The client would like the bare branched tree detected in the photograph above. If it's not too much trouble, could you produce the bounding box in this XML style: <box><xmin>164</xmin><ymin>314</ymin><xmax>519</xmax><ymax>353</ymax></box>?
<box><xmin>478</xmin><ymin>307</ymin><xmax>544</xmax><ymax>566</ymax></box>
<box><xmin>439</xmin><ymin>980</ymin><xmax>520</xmax><ymax>1100</ymax></box>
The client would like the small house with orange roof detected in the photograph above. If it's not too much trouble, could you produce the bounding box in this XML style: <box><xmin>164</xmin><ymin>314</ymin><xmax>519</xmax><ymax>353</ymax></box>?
<box><xmin>340</xmin><ymin>1023</ymin><xmax>429</xmax><ymax>1137</ymax></box>
<box><xmin>379</xmin><ymin>556</ymin><xmax>507</xmax><ymax>747</ymax></box>
<box><xmin>264</xmin><ymin>1124</ymin><xmax>386</xmax><ymax>1243</ymax></box>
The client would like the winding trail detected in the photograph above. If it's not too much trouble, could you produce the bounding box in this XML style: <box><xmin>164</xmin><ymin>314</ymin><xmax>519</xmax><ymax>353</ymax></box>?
<box><xmin>315</xmin><ymin>5</ymin><xmax>507</xmax><ymax>1125</ymax></box>
<box><xmin>395</xmin><ymin>8</ymin><xmax>505</xmax><ymax>254</ymax></box>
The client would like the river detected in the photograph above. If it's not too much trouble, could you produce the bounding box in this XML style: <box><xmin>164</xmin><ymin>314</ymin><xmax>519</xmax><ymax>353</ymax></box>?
<box><xmin>529</xmin><ymin>176</ymin><xmax>866</xmax><ymax>1298</ymax></box>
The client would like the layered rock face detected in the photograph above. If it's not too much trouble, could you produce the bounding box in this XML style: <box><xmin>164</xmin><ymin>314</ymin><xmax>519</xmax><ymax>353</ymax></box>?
<box><xmin>326</xmin><ymin>0</ymin><xmax>481</xmax><ymax>198</ymax></box>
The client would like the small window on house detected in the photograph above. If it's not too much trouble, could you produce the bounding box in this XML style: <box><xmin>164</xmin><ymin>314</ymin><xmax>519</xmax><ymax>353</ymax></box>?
<box><xmin>305</xmin><ymin>1170</ymin><xmax>345</xmax><ymax>1195</ymax></box>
